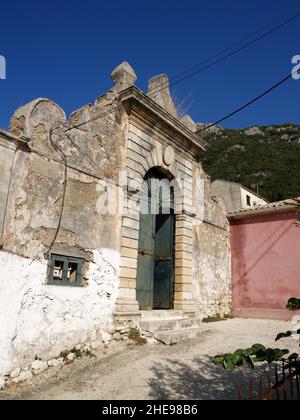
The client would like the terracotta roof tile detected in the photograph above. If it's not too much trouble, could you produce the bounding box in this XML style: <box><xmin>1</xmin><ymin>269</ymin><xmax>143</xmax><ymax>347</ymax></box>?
<box><xmin>228</xmin><ymin>197</ymin><xmax>300</xmax><ymax>218</ymax></box>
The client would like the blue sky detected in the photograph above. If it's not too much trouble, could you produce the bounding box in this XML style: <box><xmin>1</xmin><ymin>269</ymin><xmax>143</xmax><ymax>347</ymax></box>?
<box><xmin>0</xmin><ymin>0</ymin><xmax>299</xmax><ymax>129</ymax></box>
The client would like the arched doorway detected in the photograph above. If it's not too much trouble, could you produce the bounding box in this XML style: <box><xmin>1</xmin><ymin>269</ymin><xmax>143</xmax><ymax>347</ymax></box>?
<box><xmin>136</xmin><ymin>168</ymin><xmax>175</xmax><ymax>310</ymax></box>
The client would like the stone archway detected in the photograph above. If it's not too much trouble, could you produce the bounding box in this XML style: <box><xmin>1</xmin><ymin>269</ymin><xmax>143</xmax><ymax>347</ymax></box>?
<box><xmin>115</xmin><ymin>131</ymin><xmax>196</xmax><ymax>316</ymax></box>
<box><xmin>136</xmin><ymin>168</ymin><xmax>176</xmax><ymax>310</ymax></box>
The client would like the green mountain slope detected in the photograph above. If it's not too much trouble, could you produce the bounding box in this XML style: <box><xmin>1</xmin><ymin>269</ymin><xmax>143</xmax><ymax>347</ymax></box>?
<box><xmin>199</xmin><ymin>124</ymin><xmax>300</xmax><ymax>202</ymax></box>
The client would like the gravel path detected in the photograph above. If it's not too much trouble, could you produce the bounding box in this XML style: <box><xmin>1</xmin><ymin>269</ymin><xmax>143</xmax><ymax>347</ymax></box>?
<box><xmin>1</xmin><ymin>318</ymin><xmax>299</xmax><ymax>400</ymax></box>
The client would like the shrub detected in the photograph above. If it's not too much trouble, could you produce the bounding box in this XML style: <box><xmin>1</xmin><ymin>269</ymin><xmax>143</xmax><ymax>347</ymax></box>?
<box><xmin>286</xmin><ymin>297</ymin><xmax>300</xmax><ymax>310</ymax></box>
<box><xmin>128</xmin><ymin>327</ymin><xmax>146</xmax><ymax>345</ymax></box>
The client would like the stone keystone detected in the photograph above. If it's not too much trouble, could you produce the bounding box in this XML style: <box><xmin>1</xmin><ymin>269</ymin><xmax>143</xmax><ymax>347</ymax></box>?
<box><xmin>111</xmin><ymin>62</ymin><xmax>137</xmax><ymax>88</ymax></box>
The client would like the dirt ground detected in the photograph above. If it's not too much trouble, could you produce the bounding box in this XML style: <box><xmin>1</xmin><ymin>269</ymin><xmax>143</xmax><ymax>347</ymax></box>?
<box><xmin>1</xmin><ymin>318</ymin><xmax>299</xmax><ymax>400</ymax></box>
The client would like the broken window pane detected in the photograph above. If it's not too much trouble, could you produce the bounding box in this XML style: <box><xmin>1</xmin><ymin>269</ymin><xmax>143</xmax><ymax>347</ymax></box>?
<box><xmin>49</xmin><ymin>255</ymin><xmax>82</xmax><ymax>286</ymax></box>
<box><xmin>67</xmin><ymin>262</ymin><xmax>78</xmax><ymax>282</ymax></box>
<box><xmin>53</xmin><ymin>260</ymin><xmax>64</xmax><ymax>281</ymax></box>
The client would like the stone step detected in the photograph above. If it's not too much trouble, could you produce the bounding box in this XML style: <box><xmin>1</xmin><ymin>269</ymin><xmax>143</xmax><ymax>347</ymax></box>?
<box><xmin>141</xmin><ymin>310</ymin><xmax>183</xmax><ymax>320</ymax></box>
<box><xmin>140</xmin><ymin>317</ymin><xmax>199</xmax><ymax>333</ymax></box>
<box><xmin>154</xmin><ymin>327</ymin><xmax>202</xmax><ymax>345</ymax></box>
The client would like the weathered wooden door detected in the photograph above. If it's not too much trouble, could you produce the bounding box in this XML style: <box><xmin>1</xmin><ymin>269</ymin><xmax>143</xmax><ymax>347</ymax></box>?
<box><xmin>153</xmin><ymin>212</ymin><xmax>175</xmax><ymax>309</ymax></box>
<box><xmin>136</xmin><ymin>212</ymin><xmax>155</xmax><ymax>309</ymax></box>
<box><xmin>136</xmin><ymin>170</ymin><xmax>175</xmax><ymax>310</ymax></box>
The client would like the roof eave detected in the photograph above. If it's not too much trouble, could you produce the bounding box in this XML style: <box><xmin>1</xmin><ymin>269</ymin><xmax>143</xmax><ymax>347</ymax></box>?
<box><xmin>228</xmin><ymin>205</ymin><xmax>298</xmax><ymax>220</ymax></box>
<box><xmin>0</xmin><ymin>128</ymin><xmax>28</xmax><ymax>148</ymax></box>
<box><xmin>118</xmin><ymin>86</ymin><xmax>208</xmax><ymax>153</ymax></box>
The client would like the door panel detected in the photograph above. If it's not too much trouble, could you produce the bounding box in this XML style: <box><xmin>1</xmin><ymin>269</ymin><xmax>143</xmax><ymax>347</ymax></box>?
<box><xmin>136</xmin><ymin>213</ymin><xmax>155</xmax><ymax>309</ymax></box>
<box><xmin>136</xmin><ymin>169</ymin><xmax>175</xmax><ymax>310</ymax></box>
<box><xmin>153</xmin><ymin>213</ymin><xmax>175</xmax><ymax>309</ymax></box>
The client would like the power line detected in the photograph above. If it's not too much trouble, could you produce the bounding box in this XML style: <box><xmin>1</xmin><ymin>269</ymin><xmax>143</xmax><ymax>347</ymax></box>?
<box><xmin>65</xmin><ymin>7</ymin><xmax>300</xmax><ymax>133</ymax></box>
<box><xmin>162</xmin><ymin>11</ymin><xmax>300</xmax><ymax>93</ymax></box>
<box><xmin>65</xmin><ymin>101</ymin><xmax>122</xmax><ymax>132</ymax></box>
<box><xmin>150</xmin><ymin>3</ymin><xmax>300</xmax><ymax>91</ymax></box>
<box><xmin>45</xmin><ymin>7</ymin><xmax>300</xmax><ymax>257</ymax></box>
<box><xmin>47</xmin><ymin>33</ymin><xmax>299</xmax><ymax>255</ymax></box>
<box><xmin>197</xmin><ymin>71</ymin><xmax>296</xmax><ymax>133</ymax></box>
<box><xmin>66</xmin><ymin>68</ymin><xmax>297</xmax><ymax>142</ymax></box>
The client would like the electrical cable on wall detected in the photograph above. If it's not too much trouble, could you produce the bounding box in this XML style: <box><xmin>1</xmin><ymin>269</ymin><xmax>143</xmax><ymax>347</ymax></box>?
<box><xmin>44</xmin><ymin>7</ymin><xmax>300</xmax><ymax>257</ymax></box>
<box><xmin>45</xmin><ymin>122</ymin><xmax>68</xmax><ymax>258</ymax></box>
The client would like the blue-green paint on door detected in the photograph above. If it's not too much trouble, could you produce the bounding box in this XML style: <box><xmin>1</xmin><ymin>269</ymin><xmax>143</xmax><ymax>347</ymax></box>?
<box><xmin>136</xmin><ymin>212</ymin><xmax>155</xmax><ymax>309</ymax></box>
<box><xmin>153</xmin><ymin>212</ymin><xmax>175</xmax><ymax>309</ymax></box>
<box><xmin>136</xmin><ymin>169</ymin><xmax>175</xmax><ymax>310</ymax></box>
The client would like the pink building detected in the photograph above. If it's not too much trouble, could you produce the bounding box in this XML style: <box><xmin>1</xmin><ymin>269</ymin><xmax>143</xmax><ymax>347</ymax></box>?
<box><xmin>229</xmin><ymin>198</ymin><xmax>300</xmax><ymax>319</ymax></box>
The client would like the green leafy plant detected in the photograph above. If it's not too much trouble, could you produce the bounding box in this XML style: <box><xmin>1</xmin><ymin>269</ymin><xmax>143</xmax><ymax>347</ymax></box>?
<box><xmin>58</xmin><ymin>346</ymin><xmax>95</xmax><ymax>361</ymax></box>
<box><xmin>59</xmin><ymin>350</ymin><xmax>69</xmax><ymax>359</ymax></box>
<box><xmin>202</xmin><ymin>314</ymin><xmax>231</xmax><ymax>323</ymax></box>
<box><xmin>286</xmin><ymin>297</ymin><xmax>300</xmax><ymax>310</ymax></box>
<box><xmin>213</xmin><ymin>344</ymin><xmax>289</xmax><ymax>371</ymax></box>
<box><xmin>128</xmin><ymin>327</ymin><xmax>146</xmax><ymax>345</ymax></box>
<box><xmin>275</xmin><ymin>328</ymin><xmax>300</xmax><ymax>341</ymax></box>
<box><xmin>70</xmin><ymin>347</ymin><xmax>83</xmax><ymax>358</ymax></box>
<box><xmin>213</xmin><ymin>330</ymin><xmax>300</xmax><ymax>371</ymax></box>
<box><xmin>128</xmin><ymin>327</ymin><xmax>141</xmax><ymax>340</ymax></box>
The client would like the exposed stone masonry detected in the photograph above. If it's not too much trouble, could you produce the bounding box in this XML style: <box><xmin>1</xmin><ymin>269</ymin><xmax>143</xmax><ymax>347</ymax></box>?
<box><xmin>0</xmin><ymin>62</ymin><xmax>231</xmax><ymax>389</ymax></box>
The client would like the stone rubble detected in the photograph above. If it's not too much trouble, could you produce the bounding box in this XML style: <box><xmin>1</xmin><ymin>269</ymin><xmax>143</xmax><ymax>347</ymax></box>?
<box><xmin>0</xmin><ymin>339</ymin><xmax>119</xmax><ymax>390</ymax></box>
<box><xmin>10</xmin><ymin>367</ymin><xmax>21</xmax><ymax>379</ymax></box>
<box><xmin>47</xmin><ymin>358</ymin><xmax>64</xmax><ymax>368</ymax></box>
<box><xmin>66</xmin><ymin>353</ymin><xmax>75</xmax><ymax>362</ymax></box>
<box><xmin>31</xmin><ymin>360</ymin><xmax>48</xmax><ymax>375</ymax></box>
<box><xmin>11</xmin><ymin>370</ymin><xmax>33</xmax><ymax>384</ymax></box>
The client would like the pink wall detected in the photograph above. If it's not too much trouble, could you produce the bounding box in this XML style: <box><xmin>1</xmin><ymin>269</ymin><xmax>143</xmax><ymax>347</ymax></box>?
<box><xmin>231</xmin><ymin>211</ymin><xmax>300</xmax><ymax>319</ymax></box>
